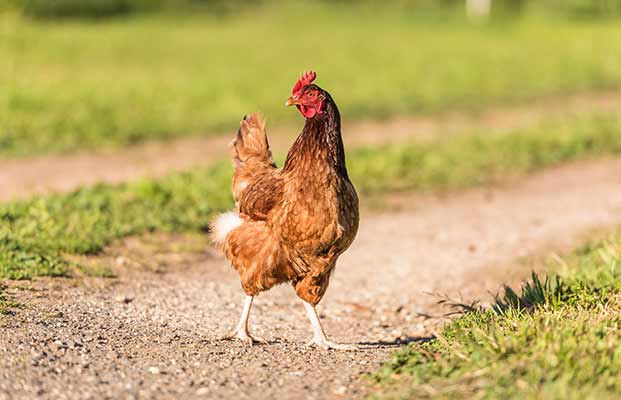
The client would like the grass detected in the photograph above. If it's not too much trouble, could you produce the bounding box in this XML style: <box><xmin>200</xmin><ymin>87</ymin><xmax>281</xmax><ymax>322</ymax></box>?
<box><xmin>3</xmin><ymin>4</ymin><xmax>621</xmax><ymax>157</ymax></box>
<box><xmin>371</xmin><ymin>237</ymin><xmax>621</xmax><ymax>399</ymax></box>
<box><xmin>350</xmin><ymin>113</ymin><xmax>621</xmax><ymax>194</ymax></box>
<box><xmin>0</xmin><ymin>285</ymin><xmax>19</xmax><ymax>315</ymax></box>
<box><xmin>0</xmin><ymin>163</ymin><xmax>232</xmax><ymax>279</ymax></box>
<box><xmin>1</xmin><ymin>111</ymin><xmax>621</xmax><ymax>280</ymax></box>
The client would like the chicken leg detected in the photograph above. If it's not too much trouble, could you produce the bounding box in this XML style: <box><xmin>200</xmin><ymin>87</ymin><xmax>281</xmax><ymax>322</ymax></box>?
<box><xmin>303</xmin><ymin>301</ymin><xmax>358</xmax><ymax>351</ymax></box>
<box><xmin>225</xmin><ymin>295</ymin><xmax>267</xmax><ymax>344</ymax></box>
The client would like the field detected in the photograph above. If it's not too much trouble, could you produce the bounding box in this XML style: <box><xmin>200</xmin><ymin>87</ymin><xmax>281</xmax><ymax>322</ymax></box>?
<box><xmin>3</xmin><ymin>4</ymin><xmax>621</xmax><ymax>156</ymax></box>
<box><xmin>2</xmin><ymin>2</ymin><xmax>621</xmax><ymax>399</ymax></box>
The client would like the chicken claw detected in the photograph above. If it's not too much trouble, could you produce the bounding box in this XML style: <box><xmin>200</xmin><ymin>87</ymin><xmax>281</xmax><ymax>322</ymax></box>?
<box><xmin>302</xmin><ymin>301</ymin><xmax>358</xmax><ymax>351</ymax></box>
<box><xmin>223</xmin><ymin>329</ymin><xmax>268</xmax><ymax>345</ymax></box>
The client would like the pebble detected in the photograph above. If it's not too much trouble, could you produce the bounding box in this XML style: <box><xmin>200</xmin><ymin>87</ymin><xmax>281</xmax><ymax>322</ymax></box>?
<box><xmin>196</xmin><ymin>387</ymin><xmax>209</xmax><ymax>396</ymax></box>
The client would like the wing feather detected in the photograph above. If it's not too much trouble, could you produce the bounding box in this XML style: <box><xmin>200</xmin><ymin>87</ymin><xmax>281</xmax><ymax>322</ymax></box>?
<box><xmin>238</xmin><ymin>172</ymin><xmax>284</xmax><ymax>220</ymax></box>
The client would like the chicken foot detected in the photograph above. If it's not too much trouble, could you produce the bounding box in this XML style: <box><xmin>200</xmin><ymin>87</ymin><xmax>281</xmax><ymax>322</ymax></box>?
<box><xmin>224</xmin><ymin>295</ymin><xmax>267</xmax><ymax>345</ymax></box>
<box><xmin>303</xmin><ymin>301</ymin><xmax>358</xmax><ymax>351</ymax></box>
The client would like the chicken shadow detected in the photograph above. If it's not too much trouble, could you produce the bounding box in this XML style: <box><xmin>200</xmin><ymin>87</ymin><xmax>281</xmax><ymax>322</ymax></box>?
<box><xmin>356</xmin><ymin>335</ymin><xmax>435</xmax><ymax>349</ymax></box>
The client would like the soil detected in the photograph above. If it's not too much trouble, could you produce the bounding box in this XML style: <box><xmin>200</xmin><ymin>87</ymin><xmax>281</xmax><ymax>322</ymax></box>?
<box><xmin>2</xmin><ymin>156</ymin><xmax>621</xmax><ymax>400</ymax></box>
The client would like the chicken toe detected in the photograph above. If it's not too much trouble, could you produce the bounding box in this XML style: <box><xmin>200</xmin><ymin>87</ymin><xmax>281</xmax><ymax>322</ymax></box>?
<box><xmin>224</xmin><ymin>328</ymin><xmax>268</xmax><ymax>345</ymax></box>
<box><xmin>302</xmin><ymin>301</ymin><xmax>358</xmax><ymax>351</ymax></box>
<box><xmin>223</xmin><ymin>295</ymin><xmax>268</xmax><ymax>345</ymax></box>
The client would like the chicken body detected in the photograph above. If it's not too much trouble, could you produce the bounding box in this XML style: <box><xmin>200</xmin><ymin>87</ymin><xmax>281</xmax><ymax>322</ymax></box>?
<box><xmin>212</xmin><ymin>81</ymin><xmax>359</xmax><ymax>350</ymax></box>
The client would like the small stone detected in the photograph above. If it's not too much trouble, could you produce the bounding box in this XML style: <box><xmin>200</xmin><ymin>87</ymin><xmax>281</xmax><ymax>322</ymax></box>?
<box><xmin>391</xmin><ymin>328</ymin><xmax>403</xmax><ymax>338</ymax></box>
<box><xmin>196</xmin><ymin>387</ymin><xmax>209</xmax><ymax>396</ymax></box>
<box><xmin>148</xmin><ymin>366</ymin><xmax>160</xmax><ymax>374</ymax></box>
<box><xmin>115</xmin><ymin>296</ymin><xmax>134</xmax><ymax>304</ymax></box>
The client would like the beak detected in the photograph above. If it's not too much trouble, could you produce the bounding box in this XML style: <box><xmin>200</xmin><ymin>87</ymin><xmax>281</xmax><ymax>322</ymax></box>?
<box><xmin>285</xmin><ymin>96</ymin><xmax>298</xmax><ymax>107</ymax></box>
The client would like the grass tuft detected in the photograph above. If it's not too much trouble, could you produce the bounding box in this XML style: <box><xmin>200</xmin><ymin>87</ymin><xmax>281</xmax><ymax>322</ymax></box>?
<box><xmin>0</xmin><ymin>285</ymin><xmax>20</xmax><ymax>315</ymax></box>
<box><xmin>493</xmin><ymin>272</ymin><xmax>565</xmax><ymax>313</ymax></box>
<box><xmin>371</xmin><ymin>235</ymin><xmax>621</xmax><ymax>399</ymax></box>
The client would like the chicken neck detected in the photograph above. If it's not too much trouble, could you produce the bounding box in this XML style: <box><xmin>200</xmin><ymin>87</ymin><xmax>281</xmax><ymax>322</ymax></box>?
<box><xmin>282</xmin><ymin>97</ymin><xmax>349</xmax><ymax>180</ymax></box>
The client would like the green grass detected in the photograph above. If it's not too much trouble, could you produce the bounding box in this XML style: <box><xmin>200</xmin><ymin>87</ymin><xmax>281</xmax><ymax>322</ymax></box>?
<box><xmin>3</xmin><ymin>4</ymin><xmax>621</xmax><ymax>157</ymax></box>
<box><xmin>2</xmin><ymin>112</ymin><xmax>621</xmax><ymax>280</ymax></box>
<box><xmin>0</xmin><ymin>285</ymin><xmax>19</xmax><ymax>315</ymax></box>
<box><xmin>351</xmin><ymin>113</ymin><xmax>621</xmax><ymax>194</ymax></box>
<box><xmin>0</xmin><ymin>163</ymin><xmax>232</xmax><ymax>279</ymax></box>
<box><xmin>371</xmin><ymin>237</ymin><xmax>621</xmax><ymax>399</ymax></box>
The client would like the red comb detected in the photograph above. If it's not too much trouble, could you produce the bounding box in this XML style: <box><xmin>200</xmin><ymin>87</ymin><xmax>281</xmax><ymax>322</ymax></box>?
<box><xmin>292</xmin><ymin>71</ymin><xmax>317</xmax><ymax>96</ymax></box>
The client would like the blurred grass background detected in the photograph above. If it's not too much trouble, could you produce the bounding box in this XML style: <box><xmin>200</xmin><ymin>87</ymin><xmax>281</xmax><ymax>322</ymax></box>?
<box><xmin>6</xmin><ymin>0</ymin><xmax>621</xmax><ymax>19</ymax></box>
<box><xmin>3</xmin><ymin>1</ymin><xmax>621</xmax><ymax>157</ymax></box>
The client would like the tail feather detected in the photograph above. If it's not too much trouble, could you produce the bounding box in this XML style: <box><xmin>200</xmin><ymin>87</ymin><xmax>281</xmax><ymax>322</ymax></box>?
<box><xmin>230</xmin><ymin>113</ymin><xmax>276</xmax><ymax>204</ymax></box>
<box><xmin>230</xmin><ymin>112</ymin><xmax>274</xmax><ymax>167</ymax></box>
<box><xmin>210</xmin><ymin>211</ymin><xmax>244</xmax><ymax>248</ymax></box>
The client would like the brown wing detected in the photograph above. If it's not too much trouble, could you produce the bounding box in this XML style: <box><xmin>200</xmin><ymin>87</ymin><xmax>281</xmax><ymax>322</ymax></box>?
<box><xmin>238</xmin><ymin>171</ymin><xmax>284</xmax><ymax>221</ymax></box>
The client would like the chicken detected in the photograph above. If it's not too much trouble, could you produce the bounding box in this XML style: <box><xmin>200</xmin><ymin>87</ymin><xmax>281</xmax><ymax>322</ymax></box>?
<box><xmin>211</xmin><ymin>71</ymin><xmax>359</xmax><ymax>350</ymax></box>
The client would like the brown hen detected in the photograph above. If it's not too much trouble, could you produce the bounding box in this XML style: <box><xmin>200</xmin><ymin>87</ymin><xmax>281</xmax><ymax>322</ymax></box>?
<box><xmin>211</xmin><ymin>71</ymin><xmax>359</xmax><ymax>350</ymax></box>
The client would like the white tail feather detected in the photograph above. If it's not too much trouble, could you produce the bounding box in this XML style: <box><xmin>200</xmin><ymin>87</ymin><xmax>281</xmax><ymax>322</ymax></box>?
<box><xmin>210</xmin><ymin>212</ymin><xmax>243</xmax><ymax>246</ymax></box>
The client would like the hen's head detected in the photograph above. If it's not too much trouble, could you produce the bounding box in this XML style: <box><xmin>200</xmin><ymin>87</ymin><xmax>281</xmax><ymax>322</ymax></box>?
<box><xmin>286</xmin><ymin>71</ymin><xmax>326</xmax><ymax>119</ymax></box>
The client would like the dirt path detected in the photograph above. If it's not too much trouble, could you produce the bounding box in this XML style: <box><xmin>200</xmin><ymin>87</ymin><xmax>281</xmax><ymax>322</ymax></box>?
<box><xmin>2</xmin><ymin>156</ymin><xmax>621</xmax><ymax>400</ymax></box>
<box><xmin>2</xmin><ymin>89</ymin><xmax>621</xmax><ymax>202</ymax></box>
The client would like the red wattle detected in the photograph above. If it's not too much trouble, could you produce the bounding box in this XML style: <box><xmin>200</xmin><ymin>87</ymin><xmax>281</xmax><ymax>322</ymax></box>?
<box><xmin>297</xmin><ymin>105</ymin><xmax>317</xmax><ymax>119</ymax></box>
